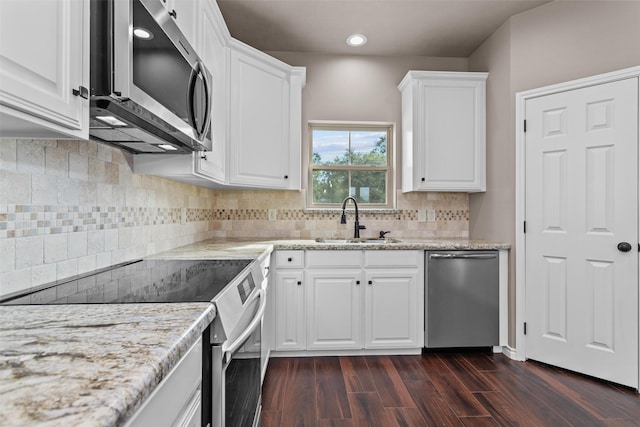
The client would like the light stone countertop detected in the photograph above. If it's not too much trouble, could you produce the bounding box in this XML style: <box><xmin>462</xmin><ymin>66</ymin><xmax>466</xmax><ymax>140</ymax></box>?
<box><xmin>0</xmin><ymin>303</ymin><xmax>215</xmax><ymax>427</ymax></box>
<box><xmin>0</xmin><ymin>236</ymin><xmax>508</xmax><ymax>426</ymax></box>
<box><xmin>148</xmin><ymin>237</ymin><xmax>509</xmax><ymax>259</ymax></box>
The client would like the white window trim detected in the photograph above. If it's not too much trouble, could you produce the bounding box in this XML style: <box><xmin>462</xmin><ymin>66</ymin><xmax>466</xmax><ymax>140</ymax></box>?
<box><xmin>307</xmin><ymin>120</ymin><xmax>396</xmax><ymax>209</ymax></box>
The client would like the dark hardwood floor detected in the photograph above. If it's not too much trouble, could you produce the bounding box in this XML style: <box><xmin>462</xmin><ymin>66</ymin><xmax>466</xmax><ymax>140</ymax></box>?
<box><xmin>261</xmin><ymin>351</ymin><xmax>640</xmax><ymax>426</ymax></box>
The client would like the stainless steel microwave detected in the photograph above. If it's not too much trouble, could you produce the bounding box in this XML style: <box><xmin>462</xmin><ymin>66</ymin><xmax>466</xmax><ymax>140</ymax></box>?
<box><xmin>89</xmin><ymin>0</ymin><xmax>212</xmax><ymax>154</ymax></box>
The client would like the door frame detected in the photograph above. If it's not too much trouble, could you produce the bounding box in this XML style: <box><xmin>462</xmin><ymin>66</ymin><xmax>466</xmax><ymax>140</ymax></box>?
<box><xmin>514</xmin><ymin>65</ymin><xmax>640</xmax><ymax>388</ymax></box>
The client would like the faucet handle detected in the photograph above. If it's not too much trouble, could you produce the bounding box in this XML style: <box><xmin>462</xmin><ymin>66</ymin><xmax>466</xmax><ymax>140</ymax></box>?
<box><xmin>379</xmin><ymin>230</ymin><xmax>391</xmax><ymax>238</ymax></box>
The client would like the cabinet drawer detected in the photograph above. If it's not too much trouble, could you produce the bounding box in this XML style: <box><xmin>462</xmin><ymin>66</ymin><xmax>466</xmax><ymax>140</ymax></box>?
<box><xmin>275</xmin><ymin>251</ymin><xmax>304</xmax><ymax>268</ymax></box>
<box><xmin>306</xmin><ymin>250</ymin><xmax>362</xmax><ymax>268</ymax></box>
<box><xmin>364</xmin><ymin>250</ymin><xmax>422</xmax><ymax>268</ymax></box>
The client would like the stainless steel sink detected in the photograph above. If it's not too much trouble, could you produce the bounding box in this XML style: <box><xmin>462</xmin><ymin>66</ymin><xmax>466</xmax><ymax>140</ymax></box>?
<box><xmin>314</xmin><ymin>238</ymin><xmax>402</xmax><ymax>244</ymax></box>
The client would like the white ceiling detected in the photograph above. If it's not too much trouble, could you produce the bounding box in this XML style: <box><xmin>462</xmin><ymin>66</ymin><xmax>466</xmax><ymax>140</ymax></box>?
<box><xmin>216</xmin><ymin>0</ymin><xmax>553</xmax><ymax>57</ymax></box>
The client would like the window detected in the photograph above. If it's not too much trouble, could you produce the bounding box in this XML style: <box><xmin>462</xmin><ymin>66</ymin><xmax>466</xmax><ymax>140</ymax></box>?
<box><xmin>308</xmin><ymin>122</ymin><xmax>394</xmax><ymax>208</ymax></box>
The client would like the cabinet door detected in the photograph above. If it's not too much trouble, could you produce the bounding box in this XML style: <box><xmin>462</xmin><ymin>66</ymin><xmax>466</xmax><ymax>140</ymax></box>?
<box><xmin>306</xmin><ymin>269</ymin><xmax>363</xmax><ymax>350</ymax></box>
<box><xmin>415</xmin><ymin>76</ymin><xmax>486</xmax><ymax>192</ymax></box>
<box><xmin>365</xmin><ymin>269</ymin><xmax>420</xmax><ymax>348</ymax></box>
<box><xmin>274</xmin><ymin>270</ymin><xmax>305</xmax><ymax>350</ymax></box>
<box><xmin>228</xmin><ymin>45</ymin><xmax>294</xmax><ymax>189</ymax></box>
<box><xmin>160</xmin><ymin>0</ymin><xmax>199</xmax><ymax>48</ymax></box>
<box><xmin>0</xmin><ymin>0</ymin><xmax>88</xmax><ymax>138</ymax></box>
<box><xmin>193</xmin><ymin>0</ymin><xmax>228</xmax><ymax>183</ymax></box>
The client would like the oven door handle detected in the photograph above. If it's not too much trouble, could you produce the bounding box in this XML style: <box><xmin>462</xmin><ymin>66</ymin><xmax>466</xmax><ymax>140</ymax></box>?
<box><xmin>222</xmin><ymin>289</ymin><xmax>266</xmax><ymax>358</ymax></box>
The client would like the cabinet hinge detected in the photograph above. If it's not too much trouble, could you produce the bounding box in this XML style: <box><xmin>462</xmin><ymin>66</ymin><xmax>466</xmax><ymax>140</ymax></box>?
<box><xmin>524</xmin><ymin>322</ymin><xmax>527</xmax><ymax>335</ymax></box>
<box><xmin>524</xmin><ymin>120</ymin><xmax>527</xmax><ymax>133</ymax></box>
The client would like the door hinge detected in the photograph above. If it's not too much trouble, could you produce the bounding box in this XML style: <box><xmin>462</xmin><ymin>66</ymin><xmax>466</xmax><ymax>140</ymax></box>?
<box><xmin>524</xmin><ymin>322</ymin><xmax>527</xmax><ymax>335</ymax></box>
<box><xmin>524</xmin><ymin>120</ymin><xmax>527</xmax><ymax>133</ymax></box>
<box><xmin>523</xmin><ymin>221</ymin><xmax>526</xmax><ymax>233</ymax></box>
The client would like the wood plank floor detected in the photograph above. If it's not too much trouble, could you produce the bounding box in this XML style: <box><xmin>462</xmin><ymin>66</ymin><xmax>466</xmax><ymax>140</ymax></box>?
<box><xmin>261</xmin><ymin>351</ymin><xmax>640</xmax><ymax>427</ymax></box>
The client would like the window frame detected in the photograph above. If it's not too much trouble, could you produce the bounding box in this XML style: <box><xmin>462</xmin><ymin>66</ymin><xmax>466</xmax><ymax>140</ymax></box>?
<box><xmin>307</xmin><ymin>121</ymin><xmax>395</xmax><ymax>209</ymax></box>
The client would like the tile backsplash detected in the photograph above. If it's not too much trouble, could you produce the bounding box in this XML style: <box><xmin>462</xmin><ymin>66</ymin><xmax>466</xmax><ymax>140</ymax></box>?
<box><xmin>0</xmin><ymin>138</ymin><xmax>468</xmax><ymax>297</ymax></box>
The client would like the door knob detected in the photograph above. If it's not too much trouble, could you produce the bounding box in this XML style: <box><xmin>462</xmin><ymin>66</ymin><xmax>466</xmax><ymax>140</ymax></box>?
<box><xmin>617</xmin><ymin>242</ymin><xmax>632</xmax><ymax>252</ymax></box>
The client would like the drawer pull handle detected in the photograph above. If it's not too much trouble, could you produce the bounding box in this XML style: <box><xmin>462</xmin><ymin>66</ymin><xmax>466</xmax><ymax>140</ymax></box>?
<box><xmin>297</xmin><ymin>281</ymin><xmax>302</xmax><ymax>286</ymax></box>
<box><xmin>288</xmin><ymin>257</ymin><xmax>293</xmax><ymax>262</ymax></box>
<box><xmin>368</xmin><ymin>280</ymin><xmax>373</xmax><ymax>285</ymax></box>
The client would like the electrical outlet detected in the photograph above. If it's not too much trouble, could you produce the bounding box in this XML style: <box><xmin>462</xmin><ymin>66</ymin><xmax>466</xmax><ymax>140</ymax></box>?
<box><xmin>268</xmin><ymin>209</ymin><xmax>277</xmax><ymax>221</ymax></box>
<box><xmin>418</xmin><ymin>209</ymin><xmax>427</xmax><ymax>222</ymax></box>
<box><xmin>427</xmin><ymin>209</ymin><xmax>436</xmax><ymax>222</ymax></box>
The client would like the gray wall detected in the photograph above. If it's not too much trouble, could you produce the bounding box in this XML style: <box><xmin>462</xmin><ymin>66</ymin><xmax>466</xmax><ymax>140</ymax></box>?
<box><xmin>468</xmin><ymin>0</ymin><xmax>640</xmax><ymax>346</ymax></box>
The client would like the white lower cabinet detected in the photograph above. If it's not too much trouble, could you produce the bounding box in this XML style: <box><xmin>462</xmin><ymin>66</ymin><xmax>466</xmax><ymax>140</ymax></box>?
<box><xmin>305</xmin><ymin>269</ymin><xmax>363</xmax><ymax>350</ymax></box>
<box><xmin>274</xmin><ymin>268</ymin><xmax>305</xmax><ymax>351</ymax></box>
<box><xmin>272</xmin><ymin>250</ymin><xmax>424</xmax><ymax>353</ymax></box>
<box><xmin>365</xmin><ymin>269</ymin><xmax>420</xmax><ymax>348</ymax></box>
<box><xmin>125</xmin><ymin>337</ymin><xmax>203</xmax><ymax>427</ymax></box>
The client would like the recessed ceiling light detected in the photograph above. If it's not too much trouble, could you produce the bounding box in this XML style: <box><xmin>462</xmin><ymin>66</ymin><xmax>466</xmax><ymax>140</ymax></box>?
<box><xmin>346</xmin><ymin>34</ymin><xmax>367</xmax><ymax>47</ymax></box>
<box><xmin>133</xmin><ymin>27</ymin><xmax>153</xmax><ymax>40</ymax></box>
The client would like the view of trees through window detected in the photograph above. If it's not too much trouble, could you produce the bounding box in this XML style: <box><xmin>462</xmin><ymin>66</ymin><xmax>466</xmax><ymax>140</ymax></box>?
<box><xmin>310</xmin><ymin>125</ymin><xmax>391</xmax><ymax>206</ymax></box>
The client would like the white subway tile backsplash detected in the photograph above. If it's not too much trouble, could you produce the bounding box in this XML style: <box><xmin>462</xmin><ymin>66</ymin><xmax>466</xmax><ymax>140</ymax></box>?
<box><xmin>15</xmin><ymin>236</ymin><xmax>44</xmax><ymax>269</ymax></box>
<box><xmin>45</xmin><ymin>146</ymin><xmax>68</xmax><ymax>176</ymax></box>
<box><xmin>16</xmin><ymin>141</ymin><xmax>45</xmax><ymax>175</ymax></box>
<box><xmin>32</xmin><ymin>174</ymin><xmax>58</xmax><ymax>205</ymax></box>
<box><xmin>44</xmin><ymin>233</ymin><xmax>67</xmax><ymax>264</ymax></box>
<box><xmin>0</xmin><ymin>169</ymin><xmax>30</xmax><ymax>205</ymax></box>
<box><xmin>0</xmin><ymin>268</ymin><xmax>31</xmax><ymax>296</ymax></box>
<box><xmin>104</xmin><ymin>228</ymin><xmax>119</xmax><ymax>252</ymax></box>
<box><xmin>67</xmin><ymin>231</ymin><xmax>88</xmax><ymax>259</ymax></box>
<box><xmin>56</xmin><ymin>258</ymin><xmax>78</xmax><ymax>280</ymax></box>
<box><xmin>31</xmin><ymin>263</ymin><xmax>57</xmax><ymax>287</ymax></box>
<box><xmin>0</xmin><ymin>139</ymin><xmax>17</xmax><ymax>172</ymax></box>
<box><xmin>87</xmin><ymin>230</ymin><xmax>104</xmax><ymax>255</ymax></box>
<box><xmin>0</xmin><ymin>238</ymin><xmax>15</xmax><ymax>273</ymax></box>
<box><xmin>69</xmin><ymin>153</ymin><xmax>89</xmax><ymax>181</ymax></box>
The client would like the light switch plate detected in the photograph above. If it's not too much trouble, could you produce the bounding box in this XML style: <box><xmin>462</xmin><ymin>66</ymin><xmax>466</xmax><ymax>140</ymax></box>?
<box><xmin>427</xmin><ymin>209</ymin><xmax>436</xmax><ymax>222</ymax></box>
<box><xmin>418</xmin><ymin>209</ymin><xmax>427</xmax><ymax>222</ymax></box>
<box><xmin>268</xmin><ymin>209</ymin><xmax>277</xmax><ymax>221</ymax></box>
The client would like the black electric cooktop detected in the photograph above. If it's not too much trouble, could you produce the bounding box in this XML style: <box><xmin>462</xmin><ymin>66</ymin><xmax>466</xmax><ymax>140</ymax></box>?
<box><xmin>0</xmin><ymin>259</ymin><xmax>252</xmax><ymax>305</ymax></box>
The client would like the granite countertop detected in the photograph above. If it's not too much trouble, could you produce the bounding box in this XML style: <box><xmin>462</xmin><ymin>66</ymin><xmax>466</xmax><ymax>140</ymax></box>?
<box><xmin>0</xmin><ymin>303</ymin><xmax>215</xmax><ymax>427</ymax></box>
<box><xmin>0</xmin><ymin>237</ymin><xmax>508</xmax><ymax>426</ymax></box>
<box><xmin>269</xmin><ymin>237</ymin><xmax>510</xmax><ymax>251</ymax></box>
<box><xmin>148</xmin><ymin>238</ymin><xmax>509</xmax><ymax>258</ymax></box>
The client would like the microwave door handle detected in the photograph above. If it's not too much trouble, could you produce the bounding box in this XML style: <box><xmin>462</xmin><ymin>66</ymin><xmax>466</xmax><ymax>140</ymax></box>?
<box><xmin>188</xmin><ymin>61</ymin><xmax>211</xmax><ymax>139</ymax></box>
<box><xmin>222</xmin><ymin>289</ymin><xmax>266</xmax><ymax>358</ymax></box>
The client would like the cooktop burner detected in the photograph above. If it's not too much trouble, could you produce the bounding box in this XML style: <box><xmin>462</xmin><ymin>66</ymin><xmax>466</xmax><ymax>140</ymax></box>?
<box><xmin>0</xmin><ymin>259</ymin><xmax>252</xmax><ymax>305</ymax></box>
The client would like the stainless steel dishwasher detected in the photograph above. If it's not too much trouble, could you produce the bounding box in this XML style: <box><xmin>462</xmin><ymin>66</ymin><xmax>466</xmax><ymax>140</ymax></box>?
<box><xmin>425</xmin><ymin>251</ymin><xmax>499</xmax><ymax>348</ymax></box>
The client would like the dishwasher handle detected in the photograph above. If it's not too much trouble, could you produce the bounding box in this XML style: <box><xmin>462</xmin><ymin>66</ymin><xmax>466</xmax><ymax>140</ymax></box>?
<box><xmin>429</xmin><ymin>253</ymin><xmax>497</xmax><ymax>260</ymax></box>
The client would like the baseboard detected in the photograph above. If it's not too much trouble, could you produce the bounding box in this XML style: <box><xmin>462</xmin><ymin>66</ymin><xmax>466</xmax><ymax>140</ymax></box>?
<box><xmin>502</xmin><ymin>345</ymin><xmax>519</xmax><ymax>360</ymax></box>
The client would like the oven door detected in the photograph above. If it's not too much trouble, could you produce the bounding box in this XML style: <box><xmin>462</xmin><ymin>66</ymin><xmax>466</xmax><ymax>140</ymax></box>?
<box><xmin>212</xmin><ymin>289</ymin><xmax>265</xmax><ymax>427</ymax></box>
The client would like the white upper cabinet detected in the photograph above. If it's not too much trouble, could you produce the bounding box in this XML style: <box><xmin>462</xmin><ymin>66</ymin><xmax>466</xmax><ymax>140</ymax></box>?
<box><xmin>158</xmin><ymin>0</ymin><xmax>199</xmax><ymax>48</ymax></box>
<box><xmin>398</xmin><ymin>71</ymin><xmax>488</xmax><ymax>193</ymax></box>
<box><xmin>135</xmin><ymin>2</ymin><xmax>306</xmax><ymax>190</ymax></box>
<box><xmin>193</xmin><ymin>0</ymin><xmax>230</xmax><ymax>184</ymax></box>
<box><xmin>0</xmin><ymin>0</ymin><xmax>89</xmax><ymax>139</ymax></box>
<box><xmin>227</xmin><ymin>40</ymin><xmax>305</xmax><ymax>190</ymax></box>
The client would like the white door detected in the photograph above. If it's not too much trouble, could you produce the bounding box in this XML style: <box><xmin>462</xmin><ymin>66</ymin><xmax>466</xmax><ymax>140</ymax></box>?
<box><xmin>525</xmin><ymin>78</ymin><xmax>638</xmax><ymax>388</ymax></box>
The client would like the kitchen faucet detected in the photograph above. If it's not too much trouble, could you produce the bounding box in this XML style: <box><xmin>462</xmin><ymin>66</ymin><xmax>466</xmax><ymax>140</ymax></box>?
<box><xmin>340</xmin><ymin>196</ymin><xmax>366</xmax><ymax>238</ymax></box>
